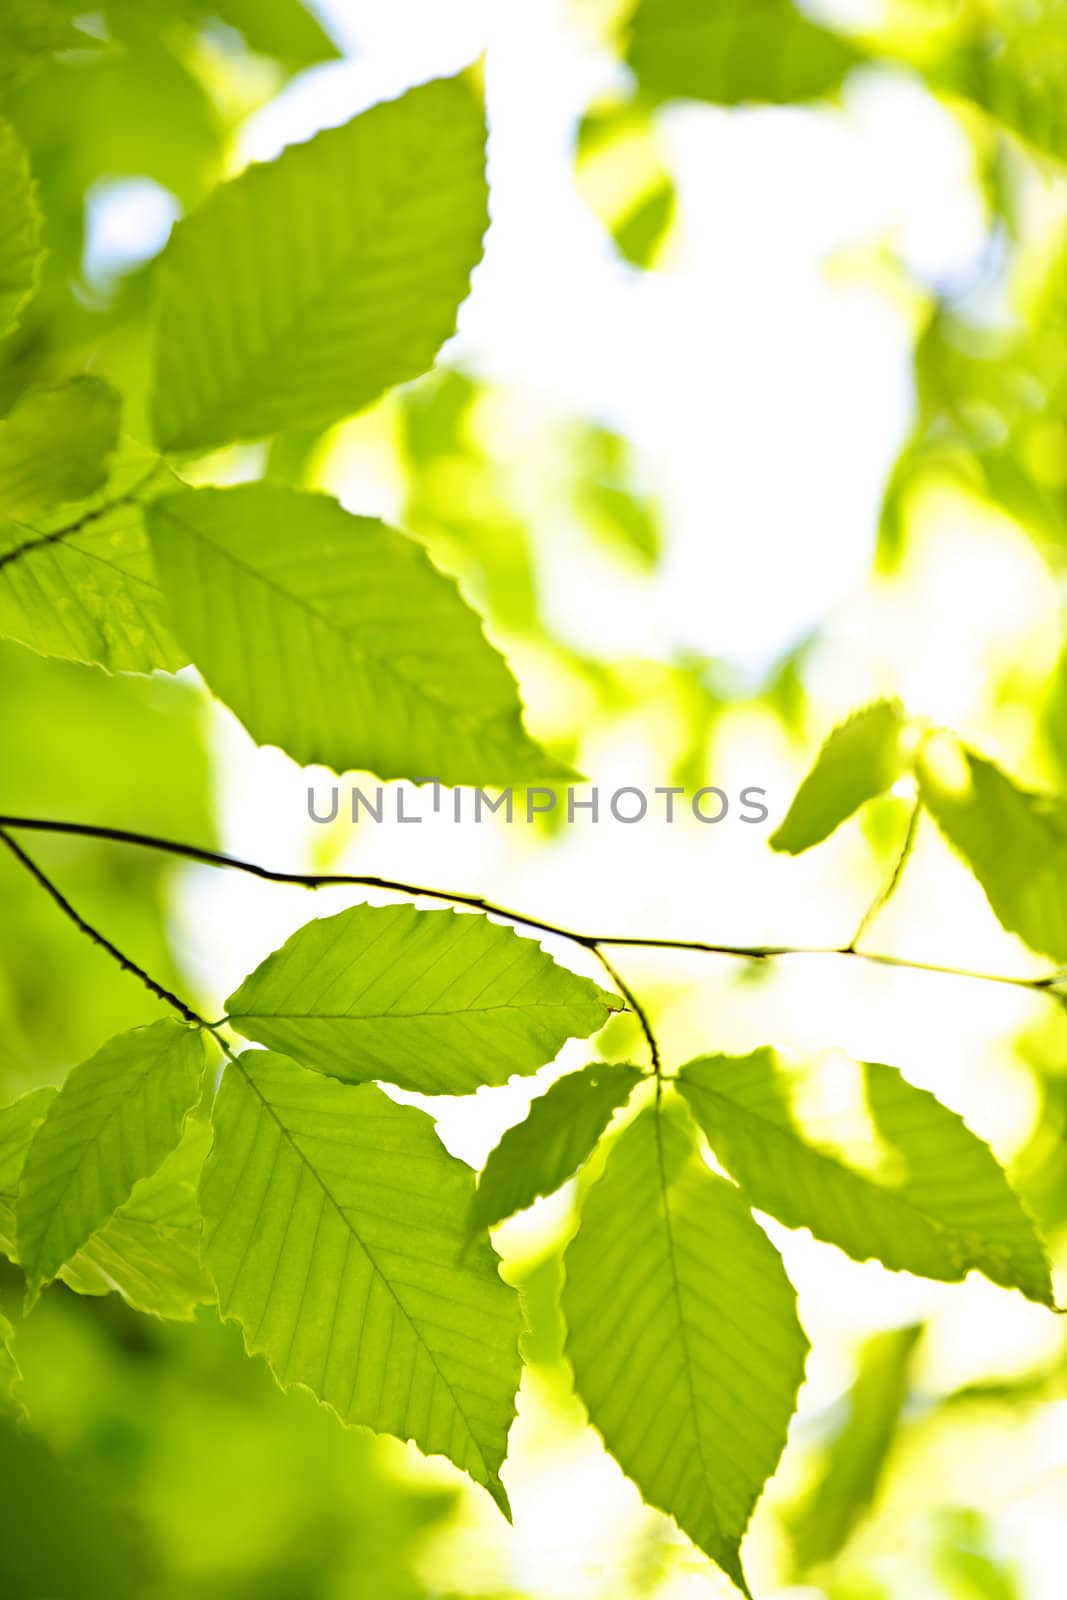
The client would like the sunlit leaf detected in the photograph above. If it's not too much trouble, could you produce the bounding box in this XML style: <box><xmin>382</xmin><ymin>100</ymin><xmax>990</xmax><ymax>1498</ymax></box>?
<box><xmin>150</xmin><ymin>74</ymin><xmax>488</xmax><ymax>451</ymax></box>
<box><xmin>201</xmin><ymin>1051</ymin><xmax>522</xmax><ymax>1511</ymax></box>
<box><xmin>627</xmin><ymin>0</ymin><xmax>862</xmax><ymax>107</ymax></box>
<box><xmin>147</xmin><ymin>482</ymin><xmax>563</xmax><ymax>781</ymax></box>
<box><xmin>678</xmin><ymin>1050</ymin><xmax>1054</xmax><ymax>1304</ymax></box>
<box><xmin>0</xmin><ymin>1088</ymin><xmax>213</xmax><ymax>1318</ymax></box>
<box><xmin>469</xmin><ymin>1061</ymin><xmax>644</xmax><ymax>1237</ymax></box>
<box><xmin>575</xmin><ymin>98</ymin><xmax>676</xmax><ymax>269</ymax></box>
<box><xmin>787</xmin><ymin>1322</ymin><xmax>921</xmax><ymax>1572</ymax></box>
<box><xmin>60</xmin><ymin>1120</ymin><xmax>214</xmax><ymax>1320</ymax></box>
<box><xmin>771</xmin><ymin>700</ymin><xmax>910</xmax><ymax>854</ymax></box>
<box><xmin>918</xmin><ymin>732</ymin><xmax>1067</xmax><ymax>963</ymax></box>
<box><xmin>211</xmin><ymin>0</ymin><xmax>340</xmax><ymax>68</ymax></box>
<box><xmin>562</xmin><ymin>1099</ymin><xmax>808</xmax><ymax>1595</ymax></box>
<box><xmin>226</xmin><ymin>903</ymin><xmax>621</xmax><ymax>1095</ymax></box>
<box><xmin>16</xmin><ymin>1020</ymin><xmax>205</xmax><ymax>1297</ymax></box>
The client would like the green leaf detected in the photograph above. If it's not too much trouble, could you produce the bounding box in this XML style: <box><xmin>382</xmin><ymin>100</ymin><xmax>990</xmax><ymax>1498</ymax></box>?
<box><xmin>0</xmin><ymin>1086</ymin><xmax>53</xmax><ymax>1261</ymax></box>
<box><xmin>0</xmin><ymin>438</ymin><xmax>185</xmax><ymax>674</ymax></box>
<box><xmin>200</xmin><ymin>1050</ymin><xmax>522</xmax><ymax>1511</ymax></box>
<box><xmin>469</xmin><ymin>1062</ymin><xmax>645</xmax><ymax>1237</ymax></box>
<box><xmin>935</xmin><ymin>12</ymin><xmax>1067</xmax><ymax>165</ymax></box>
<box><xmin>626</xmin><ymin>0</ymin><xmax>862</xmax><ymax>108</ymax></box>
<box><xmin>0</xmin><ymin>1311</ymin><xmax>21</xmax><ymax>1415</ymax></box>
<box><xmin>916</xmin><ymin>732</ymin><xmax>1067</xmax><ymax>964</ymax></box>
<box><xmin>0</xmin><ymin>117</ymin><xmax>41</xmax><ymax>337</ymax></box>
<box><xmin>226</xmin><ymin>903</ymin><xmax>621</xmax><ymax>1095</ymax></box>
<box><xmin>150</xmin><ymin>73</ymin><xmax>488</xmax><ymax>452</ymax></box>
<box><xmin>146</xmin><ymin>482</ymin><xmax>562</xmax><ymax>781</ymax></box>
<box><xmin>0</xmin><ymin>1087</ymin><xmax>212</xmax><ymax>1319</ymax></box>
<box><xmin>0</xmin><ymin>1414</ymin><xmax>151</xmax><ymax>1600</ymax></box>
<box><xmin>0</xmin><ymin>377</ymin><xmax>120</xmax><ymax>520</ymax></box>
<box><xmin>787</xmin><ymin>1323</ymin><xmax>921</xmax><ymax>1573</ymax></box>
<box><xmin>60</xmin><ymin>1120</ymin><xmax>214</xmax><ymax>1320</ymax></box>
<box><xmin>211</xmin><ymin>0</ymin><xmax>340</xmax><ymax>68</ymax></box>
<box><xmin>16</xmin><ymin>1019</ymin><xmax>205</xmax><ymax>1296</ymax></box>
<box><xmin>575</xmin><ymin>99</ymin><xmax>676</xmax><ymax>270</ymax></box>
<box><xmin>771</xmin><ymin>699</ymin><xmax>910</xmax><ymax>854</ymax></box>
<box><xmin>562</xmin><ymin>1100</ymin><xmax>808</xmax><ymax>1595</ymax></box>
<box><xmin>677</xmin><ymin>1050</ymin><xmax>1054</xmax><ymax>1305</ymax></box>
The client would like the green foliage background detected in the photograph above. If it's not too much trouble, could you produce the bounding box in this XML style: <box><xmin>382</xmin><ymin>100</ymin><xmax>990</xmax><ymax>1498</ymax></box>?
<box><xmin>3</xmin><ymin>1</ymin><xmax>1067</xmax><ymax>1597</ymax></box>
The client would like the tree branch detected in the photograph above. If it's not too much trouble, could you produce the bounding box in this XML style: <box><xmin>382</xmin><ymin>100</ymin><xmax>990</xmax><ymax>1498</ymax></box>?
<box><xmin>0</xmin><ymin>814</ymin><xmax>1059</xmax><ymax>1001</ymax></box>
<box><xmin>0</xmin><ymin>827</ymin><xmax>205</xmax><ymax>1026</ymax></box>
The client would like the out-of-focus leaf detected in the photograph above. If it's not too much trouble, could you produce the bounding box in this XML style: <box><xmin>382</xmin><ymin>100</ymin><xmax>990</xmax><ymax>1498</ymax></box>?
<box><xmin>0</xmin><ymin>377</ymin><xmax>120</xmax><ymax>519</ymax></box>
<box><xmin>226</xmin><ymin>903</ymin><xmax>621</xmax><ymax>1095</ymax></box>
<box><xmin>210</xmin><ymin>0</ymin><xmax>340</xmax><ymax>67</ymax></box>
<box><xmin>626</xmin><ymin>0</ymin><xmax>863</xmax><ymax>107</ymax></box>
<box><xmin>150</xmin><ymin>74</ymin><xmax>488</xmax><ymax>451</ymax></box>
<box><xmin>469</xmin><ymin>1061</ymin><xmax>645</xmax><ymax>1236</ymax></box>
<box><xmin>0</xmin><ymin>1</ymin><xmax>93</xmax><ymax>83</ymax></box>
<box><xmin>563</xmin><ymin>1099</ymin><xmax>808</xmax><ymax>1596</ymax></box>
<box><xmin>576</xmin><ymin>98</ymin><xmax>676</xmax><ymax>269</ymax></box>
<box><xmin>16</xmin><ymin>1020</ymin><xmax>205</xmax><ymax>1297</ymax></box>
<box><xmin>147</xmin><ymin>482</ymin><xmax>564</xmax><ymax>781</ymax></box>
<box><xmin>0</xmin><ymin>1086</ymin><xmax>53</xmax><ymax>1257</ymax></box>
<box><xmin>201</xmin><ymin>1051</ymin><xmax>522</xmax><ymax>1512</ymax></box>
<box><xmin>788</xmin><ymin>1323</ymin><xmax>922</xmax><ymax>1572</ymax></box>
<box><xmin>771</xmin><ymin>700</ymin><xmax>910</xmax><ymax>854</ymax></box>
<box><xmin>0</xmin><ymin>1415</ymin><xmax>151</xmax><ymax>1598</ymax></box>
<box><xmin>678</xmin><ymin>1050</ymin><xmax>1054</xmax><ymax>1305</ymax></box>
<box><xmin>0</xmin><ymin>118</ymin><xmax>42</xmax><ymax>336</ymax></box>
<box><xmin>932</xmin><ymin>1507</ymin><xmax>1022</xmax><ymax>1600</ymax></box>
<box><xmin>935</xmin><ymin>6</ymin><xmax>1067</xmax><ymax>165</ymax></box>
<box><xmin>0</xmin><ymin>1310</ymin><xmax>20</xmax><ymax>1414</ymax></box>
<box><xmin>574</xmin><ymin>423</ymin><xmax>663</xmax><ymax>569</ymax></box>
<box><xmin>917</xmin><ymin>732</ymin><xmax>1067</xmax><ymax>964</ymax></box>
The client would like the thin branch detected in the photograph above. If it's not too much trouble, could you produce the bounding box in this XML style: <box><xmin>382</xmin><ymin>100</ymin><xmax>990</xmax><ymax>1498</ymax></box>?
<box><xmin>847</xmin><ymin>796</ymin><xmax>922</xmax><ymax>953</ymax></box>
<box><xmin>0</xmin><ymin>815</ymin><xmax>1059</xmax><ymax>1000</ymax></box>
<box><xmin>0</xmin><ymin>827</ymin><xmax>204</xmax><ymax>1026</ymax></box>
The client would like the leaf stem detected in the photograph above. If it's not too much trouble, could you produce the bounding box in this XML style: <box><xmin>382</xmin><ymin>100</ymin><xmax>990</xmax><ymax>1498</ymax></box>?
<box><xmin>0</xmin><ymin>814</ymin><xmax>1060</xmax><ymax>1050</ymax></box>
<box><xmin>846</xmin><ymin>796</ymin><xmax>922</xmax><ymax>953</ymax></box>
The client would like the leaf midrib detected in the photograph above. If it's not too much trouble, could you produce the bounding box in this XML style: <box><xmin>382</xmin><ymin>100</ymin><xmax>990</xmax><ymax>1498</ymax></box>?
<box><xmin>235</xmin><ymin>1058</ymin><xmax>495</xmax><ymax>1487</ymax></box>
<box><xmin>153</xmin><ymin>501</ymin><xmax>517</xmax><ymax>726</ymax></box>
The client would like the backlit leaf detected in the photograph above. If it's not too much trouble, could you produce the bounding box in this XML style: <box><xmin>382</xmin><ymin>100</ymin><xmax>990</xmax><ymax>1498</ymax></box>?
<box><xmin>226</xmin><ymin>903</ymin><xmax>621</xmax><ymax>1095</ymax></box>
<box><xmin>771</xmin><ymin>700</ymin><xmax>910</xmax><ymax>854</ymax></box>
<box><xmin>469</xmin><ymin>1061</ymin><xmax>645</xmax><ymax>1237</ymax></box>
<box><xmin>150</xmin><ymin>74</ymin><xmax>488</xmax><ymax>451</ymax></box>
<box><xmin>200</xmin><ymin>1050</ymin><xmax>522</xmax><ymax>1510</ymax></box>
<box><xmin>678</xmin><ymin>1050</ymin><xmax>1054</xmax><ymax>1305</ymax></box>
<box><xmin>917</xmin><ymin>732</ymin><xmax>1067</xmax><ymax>964</ymax></box>
<box><xmin>0</xmin><ymin>116</ymin><xmax>41</xmax><ymax>336</ymax></box>
<box><xmin>563</xmin><ymin>1100</ymin><xmax>808</xmax><ymax>1594</ymax></box>
<box><xmin>147</xmin><ymin>482</ymin><xmax>562</xmax><ymax>781</ymax></box>
<box><xmin>16</xmin><ymin>1019</ymin><xmax>205</xmax><ymax>1296</ymax></box>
